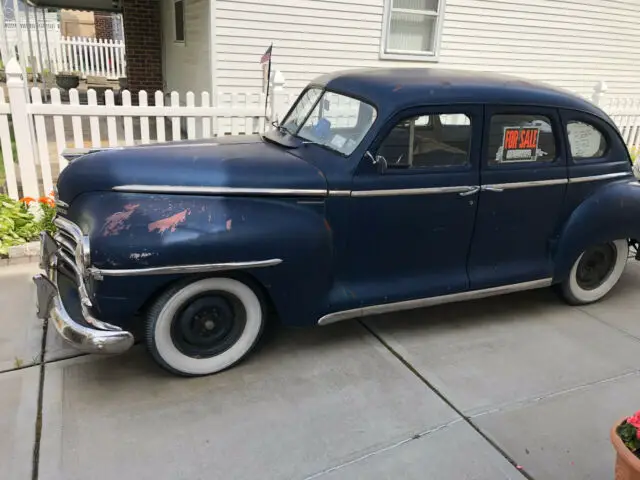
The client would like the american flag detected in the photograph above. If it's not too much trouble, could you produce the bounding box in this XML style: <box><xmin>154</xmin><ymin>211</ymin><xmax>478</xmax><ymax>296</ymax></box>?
<box><xmin>260</xmin><ymin>44</ymin><xmax>272</xmax><ymax>65</ymax></box>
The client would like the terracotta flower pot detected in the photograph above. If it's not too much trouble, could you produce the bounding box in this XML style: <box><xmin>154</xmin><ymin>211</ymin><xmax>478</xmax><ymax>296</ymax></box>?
<box><xmin>611</xmin><ymin>418</ymin><xmax>640</xmax><ymax>480</ymax></box>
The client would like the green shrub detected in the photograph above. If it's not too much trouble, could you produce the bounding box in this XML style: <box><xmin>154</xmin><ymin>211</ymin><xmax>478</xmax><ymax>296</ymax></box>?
<box><xmin>0</xmin><ymin>195</ymin><xmax>56</xmax><ymax>256</ymax></box>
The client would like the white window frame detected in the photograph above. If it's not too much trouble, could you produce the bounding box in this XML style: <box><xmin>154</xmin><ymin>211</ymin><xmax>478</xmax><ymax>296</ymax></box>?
<box><xmin>174</xmin><ymin>0</ymin><xmax>186</xmax><ymax>45</ymax></box>
<box><xmin>380</xmin><ymin>0</ymin><xmax>446</xmax><ymax>62</ymax></box>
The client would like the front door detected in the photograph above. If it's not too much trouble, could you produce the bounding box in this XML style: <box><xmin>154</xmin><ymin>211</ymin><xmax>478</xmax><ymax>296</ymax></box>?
<box><xmin>342</xmin><ymin>106</ymin><xmax>482</xmax><ymax>310</ymax></box>
<box><xmin>468</xmin><ymin>106</ymin><xmax>568</xmax><ymax>289</ymax></box>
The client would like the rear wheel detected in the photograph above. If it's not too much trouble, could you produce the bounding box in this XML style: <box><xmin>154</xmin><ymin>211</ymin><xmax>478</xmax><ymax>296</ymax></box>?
<box><xmin>146</xmin><ymin>277</ymin><xmax>265</xmax><ymax>376</ymax></box>
<box><xmin>560</xmin><ymin>239</ymin><xmax>628</xmax><ymax>305</ymax></box>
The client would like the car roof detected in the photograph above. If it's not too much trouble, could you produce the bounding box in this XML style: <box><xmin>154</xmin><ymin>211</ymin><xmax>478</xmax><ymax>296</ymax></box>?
<box><xmin>314</xmin><ymin>68</ymin><xmax>610</xmax><ymax>121</ymax></box>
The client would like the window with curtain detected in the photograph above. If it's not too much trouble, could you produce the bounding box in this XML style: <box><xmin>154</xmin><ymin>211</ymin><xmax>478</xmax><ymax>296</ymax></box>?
<box><xmin>384</xmin><ymin>0</ymin><xmax>443</xmax><ymax>57</ymax></box>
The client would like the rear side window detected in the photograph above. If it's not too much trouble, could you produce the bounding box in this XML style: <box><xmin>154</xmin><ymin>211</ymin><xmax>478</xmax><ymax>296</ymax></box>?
<box><xmin>567</xmin><ymin>121</ymin><xmax>607</xmax><ymax>160</ymax></box>
<box><xmin>488</xmin><ymin>114</ymin><xmax>557</xmax><ymax>165</ymax></box>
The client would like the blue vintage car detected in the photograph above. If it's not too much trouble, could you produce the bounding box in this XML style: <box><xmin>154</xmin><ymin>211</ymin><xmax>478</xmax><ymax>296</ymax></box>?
<box><xmin>34</xmin><ymin>68</ymin><xmax>639</xmax><ymax>376</ymax></box>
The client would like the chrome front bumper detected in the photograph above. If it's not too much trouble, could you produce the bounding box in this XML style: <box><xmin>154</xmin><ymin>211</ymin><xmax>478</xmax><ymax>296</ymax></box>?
<box><xmin>33</xmin><ymin>231</ymin><xmax>134</xmax><ymax>355</ymax></box>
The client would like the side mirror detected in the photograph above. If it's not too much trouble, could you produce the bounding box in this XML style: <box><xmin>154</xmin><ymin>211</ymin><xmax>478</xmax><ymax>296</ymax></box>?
<box><xmin>364</xmin><ymin>151</ymin><xmax>388</xmax><ymax>174</ymax></box>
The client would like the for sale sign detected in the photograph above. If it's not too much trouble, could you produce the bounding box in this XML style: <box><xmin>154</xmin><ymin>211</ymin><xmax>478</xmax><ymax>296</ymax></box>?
<box><xmin>500</xmin><ymin>126</ymin><xmax>540</xmax><ymax>162</ymax></box>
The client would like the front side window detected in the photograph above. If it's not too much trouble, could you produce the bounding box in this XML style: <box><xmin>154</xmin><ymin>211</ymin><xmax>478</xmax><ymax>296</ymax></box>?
<box><xmin>567</xmin><ymin>121</ymin><xmax>607</xmax><ymax>160</ymax></box>
<box><xmin>488</xmin><ymin>114</ymin><xmax>557</xmax><ymax>165</ymax></box>
<box><xmin>377</xmin><ymin>113</ymin><xmax>471</xmax><ymax>169</ymax></box>
<box><xmin>383</xmin><ymin>0</ymin><xmax>444</xmax><ymax>58</ymax></box>
<box><xmin>281</xmin><ymin>88</ymin><xmax>377</xmax><ymax>156</ymax></box>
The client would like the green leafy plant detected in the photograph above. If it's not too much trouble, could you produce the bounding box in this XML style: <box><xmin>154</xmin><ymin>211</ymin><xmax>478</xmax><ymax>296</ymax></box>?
<box><xmin>0</xmin><ymin>194</ymin><xmax>56</xmax><ymax>256</ymax></box>
<box><xmin>617</xmin><ymin>411</ymin><xmax>640</xmax><ymax>458</ymax></box>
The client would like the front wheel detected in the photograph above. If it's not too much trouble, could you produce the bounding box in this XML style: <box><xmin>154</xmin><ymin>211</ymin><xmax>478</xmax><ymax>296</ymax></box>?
<box><xmin>560</xmin><ymin>239</ymin><xmax>628</xmax><ymax>305</ymax></box>
<box><xmin>146</xmin><ymin>277</ymin><xmax>265</xmax><ymax>376</ymax></box>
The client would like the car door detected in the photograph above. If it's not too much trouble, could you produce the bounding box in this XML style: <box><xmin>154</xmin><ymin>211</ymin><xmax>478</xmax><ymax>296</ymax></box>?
<box><xmin>467</xmin><ymin>106</ymin><xmax>568</xmax><ymax>290</ymax></box>
<box><xmin>341</xmin><ymin>105</ymin><xmax>482</xmax><ymax>310</ymax></box>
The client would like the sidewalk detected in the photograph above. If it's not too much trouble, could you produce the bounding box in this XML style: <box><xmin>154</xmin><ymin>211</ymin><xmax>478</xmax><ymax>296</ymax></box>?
<box><xmin>3</xmin><ymin>261</ymin><xmax>640</xmax><ymax>479</ymax></box>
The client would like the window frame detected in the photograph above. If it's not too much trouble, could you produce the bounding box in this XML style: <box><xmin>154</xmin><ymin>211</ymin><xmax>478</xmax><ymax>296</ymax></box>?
<box><xmin>483</xmin><ymin>107</ymin><xmax>565</xmax><ymax>170</ymax></box>
<box><xmin>174</xmin><ymin>0</ymin><xmax>186</xmax><ymax>44</ymax></box>
<box><xmin>368</xmin><ymin>105</ymin><xmax>480</xmax><ymax>175</ymax></box>
<box><xmin>380</xmin><ymin>0</ymin><xmax>447</xmax><ymax>62</ymax></box>
<box><xmin>280</xmin><ymin>86</ymin><xmax>379</xmax><ymax>157</ymax></box>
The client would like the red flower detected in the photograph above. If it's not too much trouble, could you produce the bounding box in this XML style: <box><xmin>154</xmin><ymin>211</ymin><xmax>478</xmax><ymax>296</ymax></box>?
<box><xmin>19</xmin><ymin>197</ymin><xmax>35</xmax><ymax>204</ymax></box>
<box><xmin>38</xmin><ymin>197</ymin><xmax>55</xmax><ymax>207</ymax></box>
<box><xmin>626</xmin><ymin>411</ymin><xmax>640</xmax><ymax>429</ymax></box>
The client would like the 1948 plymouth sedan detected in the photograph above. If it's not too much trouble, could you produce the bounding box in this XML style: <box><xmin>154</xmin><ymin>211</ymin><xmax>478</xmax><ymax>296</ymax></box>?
<box><xmin>34</xmin><ymin>68</ymin><xmax>640</xmax><ymax>376</ymax></box>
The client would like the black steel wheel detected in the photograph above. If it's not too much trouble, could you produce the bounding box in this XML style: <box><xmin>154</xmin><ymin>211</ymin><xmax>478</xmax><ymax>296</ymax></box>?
<box><xmin>575</xmin><ymin>243</ymin><xmax>617</xmax><ymax>291</ymax></box>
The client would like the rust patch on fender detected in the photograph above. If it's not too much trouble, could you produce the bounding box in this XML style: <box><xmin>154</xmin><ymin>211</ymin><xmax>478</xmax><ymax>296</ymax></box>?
<box><xmin>148</xmin><ymin>209</ymin><xmax>190</xmax><ymax>234</ymax></box>
<box><xmin>102</xmin><ymin>204</ymin><xmax>139</xmax><ymax>237</ymax></box>
<box><xmin>226</xmin><ymin>219</ymin><xmax>232</xmax><ymax>231</ymax></box>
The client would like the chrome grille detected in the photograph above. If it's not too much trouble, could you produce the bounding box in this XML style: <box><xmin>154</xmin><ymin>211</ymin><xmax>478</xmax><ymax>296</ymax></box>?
<box><xmin>50</xmin><ymin>217</ymin><xmax>120</xmax><ymax>332</ymax></box>
<box><xmin>52</xmin><ymin>217</ymin><xmax>90</xmax><ymax>277</ymax></box>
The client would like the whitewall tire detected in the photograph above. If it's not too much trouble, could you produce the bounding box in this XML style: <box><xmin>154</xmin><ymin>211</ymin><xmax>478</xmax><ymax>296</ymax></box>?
<box><xmin>146</xmin><ymin>277</ymin><xmax>265</xmax><ymax>376</ymax></box>
<box><xmin>560</xmin><ymin>239</ymin><xmax>628</xmax><ymax>305</ymax></box>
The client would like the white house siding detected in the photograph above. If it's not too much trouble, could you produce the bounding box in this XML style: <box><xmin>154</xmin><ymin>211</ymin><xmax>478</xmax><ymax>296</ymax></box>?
<box><xmin>214</xmin><ymin>0</ymin><xmax>640</xmax><ymax>100</ymax></box>
<box><xmin>161</xmin><ymin>0</ymin><xmax>211</xmax><ymax>97</ymax></box>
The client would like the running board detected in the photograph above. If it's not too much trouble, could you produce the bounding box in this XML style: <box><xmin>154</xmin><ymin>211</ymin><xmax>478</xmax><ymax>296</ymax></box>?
<box><xmin>317</xmin><ymin>278</ymin><xmax>553</xmax><ymax>326</ymax></box>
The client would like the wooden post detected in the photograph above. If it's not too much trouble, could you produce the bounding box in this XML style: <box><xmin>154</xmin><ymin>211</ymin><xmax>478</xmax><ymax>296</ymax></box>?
<box><xmin>268</xmin><ymin>69</ymin><xmax>286</xmax><ymax>124</ymax></box>
<box><xmin>6</xmin><ymin>57</ymin><xmax>39</xmax><ymax>197</ymax></box>
<box><xmin>592</xmin><ymin>81</ymin><xmax>607</xmax><ymax>107</ymax></box>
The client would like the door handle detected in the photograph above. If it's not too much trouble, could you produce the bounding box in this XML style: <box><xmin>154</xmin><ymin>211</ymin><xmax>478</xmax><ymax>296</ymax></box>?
<box><xmin>481</xmin><ymin>185</ymin><xmax>504</xmax><ymax>193</ymax></box>
<box><xmin>459</xmin><ymin>186</ymin><xmax>480</xmax><ymax>196</ymax></box>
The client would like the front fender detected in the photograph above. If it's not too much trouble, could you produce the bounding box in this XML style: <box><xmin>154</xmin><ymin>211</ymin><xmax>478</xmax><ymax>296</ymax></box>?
<box><xmin>67</xmin><ymin>192</ymin><xmax>334</xmax><ymax>326</ymax></box>
<box><xmin>553</xmin><ymin>180</ymin><xmax>640</xmax><ymax>281</ymax></box>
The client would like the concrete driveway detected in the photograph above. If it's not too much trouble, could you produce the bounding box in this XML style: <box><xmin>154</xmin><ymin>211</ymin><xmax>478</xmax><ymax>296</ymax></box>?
<box><xmin>3</xmin><ymin>261</ymin><xmax>640</xmax><ymax>479</ymax></box>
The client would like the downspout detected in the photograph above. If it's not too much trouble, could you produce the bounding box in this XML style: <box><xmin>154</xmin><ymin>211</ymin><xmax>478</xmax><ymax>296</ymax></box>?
<box><xmin>12</xmin><ymin>0</ymin><xmax>29</xmax><ymax>94</ymax></box>
<box><xmin>0</xmin><ymin>2</ymin><xmax>9</xmax><ymax>63</ymax></box>
<box><xmin>24</xmin><ymin>3</ymin><xmax>37</xmax><ymax>83</ymax></box>
<box><xmin>208</xmin><ymin>0</ymin><xmax>216</xmax><ymax>135</ymax></box>
<box><xmin>209</xmin><ymin>0</ymin><xmax>216</xmax><ymax>99</ymax></box>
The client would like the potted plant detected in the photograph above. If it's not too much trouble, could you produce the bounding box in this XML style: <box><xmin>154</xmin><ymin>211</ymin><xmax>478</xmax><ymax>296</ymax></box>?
<box><xmin>611</xmin><ymin>411</ymin><xmax>640</xmax><ymax>479</ymax></box>
<box><xmin>55</xmin><ymin>71</ymin><xmax>80</xmax><ymax>90</ymax></box>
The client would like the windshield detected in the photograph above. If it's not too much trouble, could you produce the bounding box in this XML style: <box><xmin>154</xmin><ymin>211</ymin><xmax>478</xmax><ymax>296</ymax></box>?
<box><xmin>280</xmin><ymin>87</ymin><xmax>377</xmax><ymax>156</ymax></box>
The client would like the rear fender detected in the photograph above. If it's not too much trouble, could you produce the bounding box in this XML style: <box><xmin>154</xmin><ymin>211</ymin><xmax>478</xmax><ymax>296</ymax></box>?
<box><xmin>553</xmin><ymin>180</ymin><xmax>640</xmax><ymax>282</ymax></box>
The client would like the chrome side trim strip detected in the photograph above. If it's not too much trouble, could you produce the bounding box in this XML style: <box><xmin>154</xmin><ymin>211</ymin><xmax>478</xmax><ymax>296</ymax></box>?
<box><xmin>112</xmin><ymin>185</ymin><xmax>328</xmax><ymax>197</ymax></box>
<box><xmin>352</xmin><ymin>186</ymin><xmax>476</xmax><ymax>197</ymax></box>
<box><xmin>112</xmin><ymin>172</ymin><xmax>632</xmax><ymax>198</ymax></box>
<box><xmin>317</xmin><ymin>278</ymin><xmax>553</xmax><ymax>326</ymax></box>
<box><xmin>482</xmin><ymin>179</ymin><xmax>568</xmax><ymax>191</ymax></box>
<box><xmin>90</xmin><ymin>258</ymin><xmax>283</xmax><ymax>278</ymax></box>
<box><xmin>568</xmin><ymin>172</ymin><xmax>632</xmax><ymax>184</ymax></box>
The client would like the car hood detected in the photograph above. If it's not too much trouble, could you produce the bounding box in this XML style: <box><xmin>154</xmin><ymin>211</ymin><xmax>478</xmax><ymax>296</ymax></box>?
<box><xmin>56</xmin><ymin>135</ymin><xmax>328</xmax><ymax>203</ymax></box>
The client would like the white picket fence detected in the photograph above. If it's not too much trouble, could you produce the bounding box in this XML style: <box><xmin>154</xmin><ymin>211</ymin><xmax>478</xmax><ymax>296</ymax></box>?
<box><xmin>52</xmin><ymin>36</ymin><xmax>126</xmax><ymax>79</ymax></box>
<box><xmin>4</xmin><ymin>24</ymin><xmax>126</xmax><ymax>78</ymax></box>
<box><xmin>0</xmin><ymin>59</ymin><xmax>293</xmax><ymax>198</ymax></box>
<box><xmin>591</xmin><ymin>82</ymin><xmax>640</xmax><ymax>151</ymax></box>
<box><xmin>1</xmin><ymin>57</ymin><xmax>639</xmax><ymax>200</ymax></box>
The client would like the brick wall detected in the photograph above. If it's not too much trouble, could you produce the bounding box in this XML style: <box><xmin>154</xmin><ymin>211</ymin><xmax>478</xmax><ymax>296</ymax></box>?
<box><xmin>122</xmin><ymin>0</ymin><xmax>163</xmax><ymax>95</ymax></box>
<box><xmin>94</xmin><ymin>12</ymin><xmax>114</xmax><ymax>40</ymax></box>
